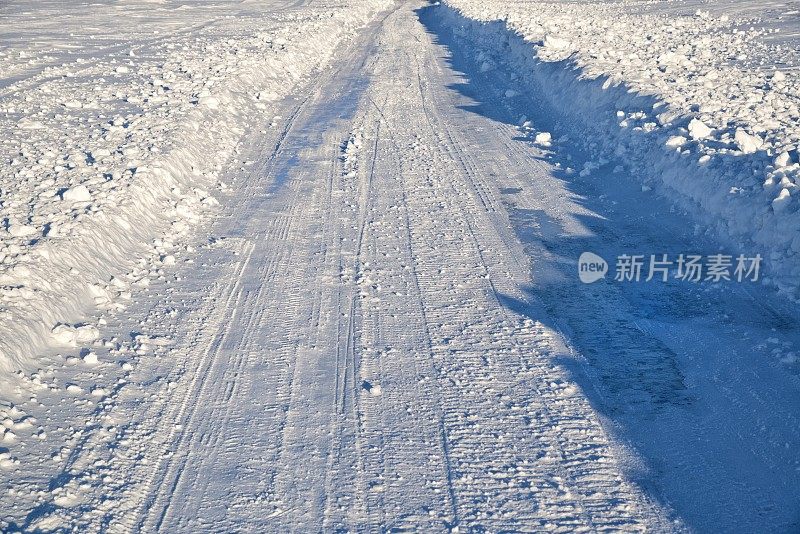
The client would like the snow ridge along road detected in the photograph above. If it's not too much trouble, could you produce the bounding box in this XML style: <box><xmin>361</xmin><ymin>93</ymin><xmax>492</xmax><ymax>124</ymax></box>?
<box><xmin>1</xmin><ymin>0</ymin><xmax>799</xmax><ymax>532</ymax></box>
<box><xmin>0</xmin><ymin>0</ymin><xmax>391</xmax><ymax>373</ymax></box>
<box><xmin>439</xmin><ymin>0</ymin><xmax>800</xmax><ymax>300</ymax></box>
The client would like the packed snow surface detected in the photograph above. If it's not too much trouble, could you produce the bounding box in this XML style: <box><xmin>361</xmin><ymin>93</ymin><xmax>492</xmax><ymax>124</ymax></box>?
<box><xmin>0</xmin><ymin>0</ymin><xmax>799</xmax><ymax>532</ymax></box>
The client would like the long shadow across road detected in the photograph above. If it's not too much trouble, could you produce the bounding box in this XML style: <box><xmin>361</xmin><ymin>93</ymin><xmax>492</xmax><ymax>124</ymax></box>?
<box><xmin>418</xmin><ymin>5</ymin><xmax>800</xmax><ymax>532</ymax></box>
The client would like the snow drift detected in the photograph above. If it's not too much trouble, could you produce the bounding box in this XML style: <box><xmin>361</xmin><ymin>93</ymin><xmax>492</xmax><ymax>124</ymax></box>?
<box><xmin>0</xmin><ymin>0</ymin><xmax>393</xmax><ymax>373</ymax></box>
<box><xmin>436</xmin><ymin>1</ymin><xmax>800</xmax><ymax>298</ymax></box>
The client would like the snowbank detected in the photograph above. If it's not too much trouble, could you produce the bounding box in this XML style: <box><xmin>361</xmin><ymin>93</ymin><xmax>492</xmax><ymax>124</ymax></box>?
<box><xmin>437</xmin><ymin>1</ymin><xmax>800</xmax><ymax>298</ymax></box>
<box><xmin>0</xmin><ymin>0</ymin><xmax>392</xmax><ymax>373</ymax></box>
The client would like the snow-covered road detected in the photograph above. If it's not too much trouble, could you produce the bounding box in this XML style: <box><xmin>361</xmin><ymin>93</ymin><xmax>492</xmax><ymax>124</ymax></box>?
<box><xmin>2</xmin><ymin>1</ymin><xmax>800</xmax><ymax>532</ymax></box>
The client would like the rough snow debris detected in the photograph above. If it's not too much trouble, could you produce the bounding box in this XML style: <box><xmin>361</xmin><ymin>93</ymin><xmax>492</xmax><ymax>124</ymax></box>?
<box><xmin>0</xmin><ymin>0</ymin><xmax>394</xmax><ymax>372</ymax></box>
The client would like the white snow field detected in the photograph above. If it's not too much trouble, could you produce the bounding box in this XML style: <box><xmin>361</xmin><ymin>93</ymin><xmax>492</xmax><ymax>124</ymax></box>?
<box><xmin>0</xmin><ymin>0</ymin><xmax>799</xmax><ymax>532</ymax></box>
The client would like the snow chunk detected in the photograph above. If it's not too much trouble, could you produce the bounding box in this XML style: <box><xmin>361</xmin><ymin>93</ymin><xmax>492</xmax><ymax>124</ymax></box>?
<box><xmin>688</xmin><ymin>118</ymin><xmax>712</xmax><ymax>140</ymax></box>
<box><xmin>665</xmin><ymin>135</ymin><xmax>687</xmax><ymax>148</ymax></box>
<box><xmin>362</xmin><ymin>380</ymin><xmax>382</xmax><ymax>396</ymax></box>
<box><xmin>75</xmin><ymin>325</ymin><xmax>100</xmax><ymax>343</ymax></box>
<box><xmin>7</xmin><ymin>223</ymin><xmax>37</xmax><ymax>238</ymax></box>
<box><xmin>775</xmin><ymin>152</ymin><xmax>791</xmax><ymax>168</ymax></box>
<box><xmin>0</xmin><ymin>452</ymin><xmax>19</xmax><ymax>469</ymax></box>
<box><xmin>51</xmin><ymin>324</ymin><xmax>99</xmax><ymax>345</ymax></box>
<box><xmin>734</xmin><ymin>129</ymin><xmax>763</xmax><ymax>154</ymax></box>
<box><xmin>91</xmin><ymin>148</ymin><xmax>111</xmax><ymax>160</ymax></box>
<box><xmin>773</xmin><ymin>188</ymin><xmax>792</xmax><ymax>213</ymax></box>
<box><xmin>61</xmin><ymin>185</ymin><xmax>92</xmax><ymax>203</ymax></box>
<box><xmin>51</xmin><ymin>324</ymin><xmax>76</xmax><ymax>345</ymax></box>
<box><xmin>534</xmin><ymin>132</ymin><xmax>552</xmax><ymax>146</ymax></box>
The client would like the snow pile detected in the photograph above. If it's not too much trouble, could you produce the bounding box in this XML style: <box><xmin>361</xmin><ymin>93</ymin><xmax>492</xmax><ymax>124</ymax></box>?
<box><xmin>0</xmin><ymin>0</ymin><xmax>392</xmax><ymax>373</ymax></box>
<box><xmin>437</xmin><ymin>0</ymin><xmax>800</xmax><ymax>297</ymax></box>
